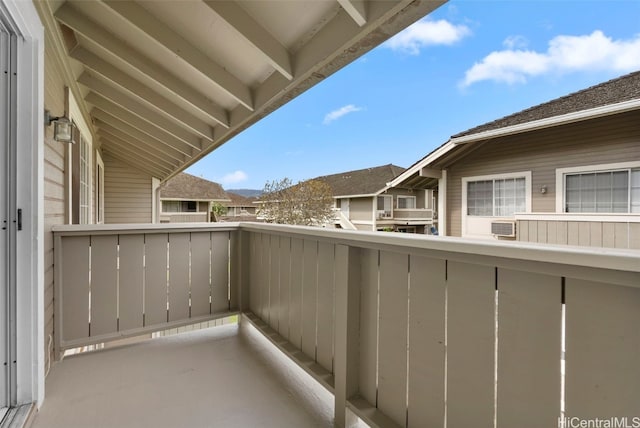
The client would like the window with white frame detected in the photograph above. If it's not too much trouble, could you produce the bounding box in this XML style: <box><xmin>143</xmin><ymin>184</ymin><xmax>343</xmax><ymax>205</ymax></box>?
<box><xmin>78</xmin><ymin>133</ymin><xmax>91</xmax><ymax>224</ymax></box>
<box><xmin>467</xmin><ymin>177</ymin><xmax>526</xmax><ymax>216</ymax></box>
<box><xmin>397</xmin><ymin>195</ymin><xmax>416</xmax><ymax>209</ymax></box>
<box><xmin>377</xmin><ymin>195</ymin><xmax>393</xmax><ymax>218</ymax></box>
<box><xmin>95</xmin><ymin>151</ymin><xmax>104</xmax><ymax>224</ymax></box>
<box><xmin>563</xmin><ymin>168</ymin><xmax>640</xmax><ymax>213</ymax></box>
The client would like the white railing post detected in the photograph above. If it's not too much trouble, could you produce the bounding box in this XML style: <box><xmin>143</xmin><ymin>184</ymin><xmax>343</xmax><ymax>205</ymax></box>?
<box><xmin>334</xmin><ymin>245</ymin><xmax>361</xmax><ymax>428</ymax></box>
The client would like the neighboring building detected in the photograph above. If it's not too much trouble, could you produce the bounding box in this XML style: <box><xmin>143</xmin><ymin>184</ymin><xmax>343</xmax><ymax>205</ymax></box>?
<box><xmin>389</xmin><ymin>71</ymin><xmax>640</xmax><ymax>248</ymax></box>
<box><xmin>315</xmin><ymin>164</ymin><xmax>436</xmax><ymax>233</ymax></box>
<box><xmin>158</xmin><ymin>173</ymin><xmax>230</xmax><ymax>223</ymax></box>
<box><xmin>223</xmin><ymin>192</ymin><xmax>258</xmax><ymax>217</ymax></box>
<box><xmin>219</xmin><ymin>192</ymin><xmax>260</xmax><ymax>222</ymax></box>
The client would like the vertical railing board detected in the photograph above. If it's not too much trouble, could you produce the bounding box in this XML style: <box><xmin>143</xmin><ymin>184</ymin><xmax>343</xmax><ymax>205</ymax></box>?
<box><xmin>168</xmin><ymin>233</ymin><xmax>190</xmax><ymax>322</ymax></box>
<box><xmin>334</xmin><ymin>245</ymin><xmax>361</xmax><ymax>428</ymax></box>
<box><xmin>118</xmin><ymin>234</ymin><xmax>144</xmax><ymax>331</ymax></box>
<box><xmin>496</xmin><ymin>269</ymin><xmax>561</xmax><ymax>428</ymax></box>
<box><xmin>578</xmin><ymin>222</ymin><xmax>590</xmax><ymax>246</ymax></box>
<box><xmin>557</xmin><ymin>221</ymin><xmax>568</xmax><ymax>245</ymax></box>
<box><xmin>614</xmin><ymin>223</ymin><xmax>628</xmax><ymax>248</ymax></box>
<box><xmin>61</xmin><ymin>236</ymin><xmax>91</xmax><ymax>342</ymax></box>
<box><xmin>446</xmin><ymin>261</ymin><xmax>495</xmax><ymax>428</ymax></box>
<box><xmin>630</xmin><ymin>223</ymin><xmax>640</xmax><ymax>249</ymax></box>
<box><xmin>278</xmin><ymin>236</ymin><xmax>291</xmax><ymax>339</ymax></box>
<box><xmin>89</xmin><ymin>235</ymin><xmax>118</xmax><ymax>336</ymax></box>
<box><xmin>190</xmin><ymin>231</ymin><xmax>212</xmax><ymax>317</ymax></box>
<box><xmin>316</xmin><ymin>241</ymin><xmax>335</xmax><ymax>373</ymax></box>
<box><xmin>260</xmin><ymin>233</ymin><xmax>271</xmax><ymax>321</ymax></box>
<box><xmin>408</xmin><ymin>255</ymin><xmax>446</xmax><ymax>428</ymax></box>
<box><xmin>518</xmin><ymin>220</ymin><xmax>529</xmax><ymax>241</ymax></box>
<box><xmin>602</xmin><ymin>223</ymin><xmax>615</xmax><ymax>248</ymax></box>
<box><xmin>249</xmin><ymin>233</ymin><xmax>260</xmax><ymax>314</ymax></box>
<box><xmin>212</xmin><ymin>231</ymin><xmax>230</xmax><ymax>313</ymax></box>
<box><xmin>268</xmin><ymin>235</ymin><xmax>280</xmax><ymax>330</ymax></box>
<box><xmin>144</xmin><ymin>233</ymin><xmax>169</xmax><ymax>326</ymax></box>
<box><xmin>547</xmin><ymin>221</ymin><xmax>558</xmax><ymax>244</ymax></box>
<box><xmin>567</xmin><ymin>222</ymin><xmax>579</xmax><ymax>246</ymax></box>
<box><xmin>565</xmin><ymin>279</ymin><xmax>640</xmax><ymax>417</ymax></box>
<box><xmin>301</xmin><ymin>239</ymin><xmax>318</xmax><ymax>359</ymax></box>
<box><xmin>528</xmin><ymin>221</ymin><xmax>538</xmax><ymax>243</ymax></box>
<box><xmin>377</xmin><ymin>251</ymin><xmax>409</xmax><ymax>427</ymax></box>
<box><xmin>589</xmin><ymin>222</ymin><xmax>602</xmax><ymax>247</ymax></box>
<box><xmin>359</xmin><ymin>248</ymin><xmax>379</xmax><ymax>407</ymax></box>
<box><xmin>229</xmin><ymin>230</ymin><xmax>242</xmax><ymax>310</ymax></box>
<box><xmin>289</xmin><ymin>238</ymin><xmax>304</xmax><ymax>348</ymax></box>
<box><xmin>537</xmin><ymin>221</ymin><xmax>547</xmax><ymax>243</ymax></box>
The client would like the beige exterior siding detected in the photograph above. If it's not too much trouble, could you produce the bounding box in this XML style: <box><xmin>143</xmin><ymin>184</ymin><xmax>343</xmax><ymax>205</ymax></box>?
<box><xmin>446</xmin><ymin>110</ymin><xmax>640</xmax><ymax>237</ymax></box>
<box><xmin>349</xmin><ymin>197</ymin><xmax>374</xmax><ymax>221</ymax></box>
<box><xmin>43</xmin><ymin>42</ymin><xmax>68</xmax><ymax>370</ymax></box>
<box><xmin>159</xmin><ymin>213</ymin><xmax>209</xmax><ymax>223</ymax></box>
<box><xmin>517</xmin><ymin>219</ymin><xmax>640</xmax><ymax>250</ymax></box>
<box><xmin>104</xmin><ymin>155</ymin><xmax>153</xmax><ymax>223</ymax></box>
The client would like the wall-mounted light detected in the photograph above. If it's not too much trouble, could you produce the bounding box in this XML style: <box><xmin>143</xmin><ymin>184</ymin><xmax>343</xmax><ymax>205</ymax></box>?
<box><xmin>540</xmin><ymin>185</ymin><xmax>548</xmax><ymax>194</ymax></box>
<box><xmin>45</xmin><ymin>110</ymin><xmax>75</xmax><ymax>143</ymax></box>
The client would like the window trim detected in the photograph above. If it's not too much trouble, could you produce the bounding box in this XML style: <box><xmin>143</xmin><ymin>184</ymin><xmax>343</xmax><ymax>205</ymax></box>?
<box><xmin>95</xmin><ymin>151</ymin><xmax>104</xmax><ymax>224</ymax></box>
<box><xmin>462</xmin><ymin>171</ymin><xmax>532</xmax><ymax>217</ymax></box>
<box><xmin>555</xmin><ymin>161</ymin><xmax>640</xmax><ymax>213</ymax></box>
<box><xmin>396</xmin><ymin>195</ymin><xmax>417</xmax><ymax>210</ymax></box>
<box><xmin>376</xmin><ymin>194</ymin><xmax>393</xmax><ymax>219</ymax></box>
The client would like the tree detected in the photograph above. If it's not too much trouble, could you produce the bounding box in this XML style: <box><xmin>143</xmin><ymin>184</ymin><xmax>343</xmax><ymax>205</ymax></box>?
<box><xmin>259</xmin><ymin>178</ymin><xmax>334</xmax><ymax>226</ymax></box>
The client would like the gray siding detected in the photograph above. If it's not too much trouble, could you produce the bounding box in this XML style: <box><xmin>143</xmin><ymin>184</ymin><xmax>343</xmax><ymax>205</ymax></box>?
<box><xmin>518</xmin><ymin>220</ymin><xmax>640</xmax><ymax>249</ymax></box>
<box><xmin>349</xmin><ymin>197</ymin><xmax>373</xmax><ymax>221</ymax></box>
<box><xmin>43</xmin><ymin>42</ymin><xmax>68</xmax><ymax>370</ymax></box>
<box><xmin>446</xmin><ymin>110</ymin><xmax>640</xmax><ymax>237</ymax></box>
<box><xmin>104</xmin><ymin>155</ymin><xmax>153</xmax><ymax>223</ymax></box>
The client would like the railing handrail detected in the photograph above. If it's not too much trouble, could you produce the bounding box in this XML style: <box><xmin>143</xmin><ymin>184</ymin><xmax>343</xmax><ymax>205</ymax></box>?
<box><xmin>515</xmin><ymin>212</ymin><xmax>640</xmax><ymax>222</ymax></box>
<box><xmin>238</xmin><ymin>222</ymin><xmax>640</xmax><ymax>277</ymax></box>
<box><xmin>52</xmin><ymin>222</ymin><xmax>241</xmax><ymax>235</ymax></box>
<box><xmin>52</xmin><ymin>222</ymin><xmax>640</xmax><ymax>278</ymax></box>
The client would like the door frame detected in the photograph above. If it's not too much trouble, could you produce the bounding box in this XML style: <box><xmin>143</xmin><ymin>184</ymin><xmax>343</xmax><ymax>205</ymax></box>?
<box><xmin>0</xmin><ymin>0</ymin><xmax>44</xmax><ymax>407</ymax></box>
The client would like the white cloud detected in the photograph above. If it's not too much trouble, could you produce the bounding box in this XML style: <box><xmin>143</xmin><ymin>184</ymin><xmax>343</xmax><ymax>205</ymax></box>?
<box><xmin>461</xmin><ymin>30</ymin><xmax>640</xmax><ymax>87</ymax></box>
<box><xmin>502</xmin><ymin>35</ymin><xmax>529</xmax><ymax>49</ymax></box>
<box><xmin>384</xmin><ymin>18</ymin><xmax>471</xmax><ymax>55</ymax></box>
<box><xmin>220</xmin><ymin>170</ymin><xmax>248</xmax><ymax>186</ymax></box>
<box><xmin>323</xmin><ymin>104</ymin><xmax>363</xmax><ymax>125</ymax></box>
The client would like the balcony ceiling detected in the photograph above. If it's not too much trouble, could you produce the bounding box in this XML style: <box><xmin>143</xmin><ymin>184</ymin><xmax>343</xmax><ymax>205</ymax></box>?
<box><xmin>36</xmin><ymin>0</ymin><xmax>446</xmax><ymax>181</ymax></box>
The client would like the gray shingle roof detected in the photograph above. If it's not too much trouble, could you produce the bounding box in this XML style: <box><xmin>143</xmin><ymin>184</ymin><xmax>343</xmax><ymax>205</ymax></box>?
<box><xmin>314</xmin><ymin>164</ymin><xmax>406</xmax><ymax>196</ymax></box>
<box><xmin>225</xmin><ymin>192</ymin><xmax>256</xmax><ymax>207</ymax></box>
<box><xmin>454</xmin><ymin>70</ymin><xmax>640</xmax><ymax>138</ymax></box>
<box><xmin>159</xmin><ymin>173</ymin><xmax>229</xmax><ymax>200</ymax></box>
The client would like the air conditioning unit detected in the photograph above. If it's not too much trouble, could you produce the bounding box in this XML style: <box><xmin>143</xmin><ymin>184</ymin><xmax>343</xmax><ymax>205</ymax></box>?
<box><xmin>491</xmin><ymin>220</ymin><xmax>516</xmax><ymax>238</ymax></box>
<box><xmin>376</xmin><ymin>210</ymin><xmax>386</xmax><ymax>219</ymax></box>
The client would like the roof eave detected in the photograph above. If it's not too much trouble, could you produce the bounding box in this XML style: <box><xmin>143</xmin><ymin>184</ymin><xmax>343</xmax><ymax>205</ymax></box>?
<box><xmin>451</xmin><ymin>98</ymin><xmax>640</xmax><ymax>145</ymax></box>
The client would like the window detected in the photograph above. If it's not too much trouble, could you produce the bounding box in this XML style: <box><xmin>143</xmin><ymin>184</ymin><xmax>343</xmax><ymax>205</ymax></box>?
<box><xmin>162</xmin><ymin>200</ymin><xmax>198</xmax><ymax>213</ymax></box>
<box><xmin>70</xmin><ymin>128</ymin><xmax>92</xmax><ymax>225</ymax></box>
<box><xmin>467</xmin><ymin>177</ymin><xmax>526</xmax><ymax>216</ymax></box>
<box><xmin>564</xmin><ymin>168</ymin><xmax>640</xmax><ymax>213</ymax></box>
<box><xmin>397</xmin><ymin>195</ymin><xmax>416</xmax><ymax>209</ymax></box>
<box><xmin>377</xmin><ymin>195</ymin><xmax>393</xmax><ymax>218</ymax></box>
<box><xmin>96</xmin><ymin>151</ymin><xmax>104</xmax><ymax>224</ymax></box>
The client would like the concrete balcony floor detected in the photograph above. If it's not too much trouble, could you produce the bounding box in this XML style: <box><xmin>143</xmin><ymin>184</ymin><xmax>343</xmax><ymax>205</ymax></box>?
<box><xmin>32</xmin><ymin>322</ymin><xmax>334</xmax><ymax>428</ymax></box>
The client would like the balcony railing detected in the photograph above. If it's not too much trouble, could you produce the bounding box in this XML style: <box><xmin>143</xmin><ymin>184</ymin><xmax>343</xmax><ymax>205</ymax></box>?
<box><xmin>515</xmin><ymin>213</ymin><xmax>640</xmax><ymax>249</ymax></box>
<box><xmin>392</xmin><ymin>208</ymin><xmax>434</xmax><ymax>220</ymax></box>
<box><xmin>53</xmin><ymin>222</ymin><xmax>640</xmax><ymax>428</ymax></box>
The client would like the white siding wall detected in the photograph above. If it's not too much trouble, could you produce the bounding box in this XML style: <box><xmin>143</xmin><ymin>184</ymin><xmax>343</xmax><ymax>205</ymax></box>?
<box><xmin>104</xmin><ymin>155</ymin><xmax>153</xmax><ymax>223</ymax></box>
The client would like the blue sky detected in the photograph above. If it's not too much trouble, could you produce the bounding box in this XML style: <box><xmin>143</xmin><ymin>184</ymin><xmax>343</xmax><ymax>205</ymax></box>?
<box><xmin>187</xmin><ymin>0</ymin><xmax>640</xmax><ymax>190</ymax></box>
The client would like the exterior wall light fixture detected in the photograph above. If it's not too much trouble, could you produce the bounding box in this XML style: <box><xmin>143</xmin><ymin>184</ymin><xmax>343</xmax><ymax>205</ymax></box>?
<box><xmin>45</xmin><ymin>110</ymin><xmax>75</xmax><ymax>143</ymax></box>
